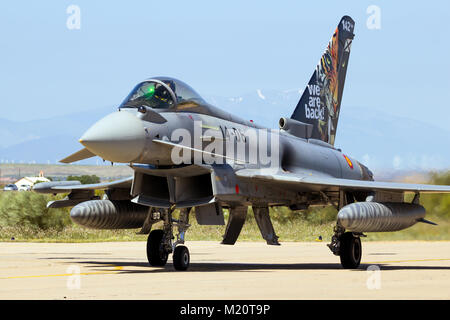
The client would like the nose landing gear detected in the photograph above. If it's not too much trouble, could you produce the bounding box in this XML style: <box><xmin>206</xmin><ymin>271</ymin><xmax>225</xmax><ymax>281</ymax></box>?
<box><xmin>146</xmin><ymin>207</ymin><xmax>192</xmax><ymax>271</ymax></box>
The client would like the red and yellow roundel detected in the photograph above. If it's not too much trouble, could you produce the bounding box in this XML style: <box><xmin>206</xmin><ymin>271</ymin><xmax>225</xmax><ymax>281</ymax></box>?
<box><xmin>343</xmin><ymin>154</ymin><xmax>354</xmax><ymax>169</ymax></box>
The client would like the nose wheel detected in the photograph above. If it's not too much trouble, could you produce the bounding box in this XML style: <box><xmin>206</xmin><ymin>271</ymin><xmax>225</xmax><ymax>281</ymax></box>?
<box><xmin>146</xmin><ymin>208</ymin><xmax>192</xmax><ymax>271</ymax></box>
<box><xmin>173</xmin><ymin>245</ymin><xmax>190</xmax><ymax>271</ymax></box>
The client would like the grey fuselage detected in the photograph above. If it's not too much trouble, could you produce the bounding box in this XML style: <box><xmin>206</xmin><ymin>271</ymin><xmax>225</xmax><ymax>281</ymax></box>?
<box><xmin>79</xmin><ymin>100</ymin><xmax>373</xmax><ymax>209</ymax></box>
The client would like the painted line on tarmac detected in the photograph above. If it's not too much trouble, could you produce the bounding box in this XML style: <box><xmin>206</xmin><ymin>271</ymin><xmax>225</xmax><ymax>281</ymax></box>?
<box><xmin>0</xmin><ymin>266</ymin><xmax>124</xmax><ymax>280</ymax></box>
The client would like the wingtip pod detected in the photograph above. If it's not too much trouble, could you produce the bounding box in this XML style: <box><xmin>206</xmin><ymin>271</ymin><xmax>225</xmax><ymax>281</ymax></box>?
<box><xmin>290</xmin><ymin>15</ymin><xmax>355</xmax><ymax>146</ymax></box>
<box><xmin>32</xmin><ymin>180</ymin><xmax>82</xmax><ymax>194</ymax></box>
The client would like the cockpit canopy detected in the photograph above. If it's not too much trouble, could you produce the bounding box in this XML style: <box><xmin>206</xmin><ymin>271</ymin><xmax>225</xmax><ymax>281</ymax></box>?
<box><xmin>119</xmin><ymin>77</ymin><xmax>206</xmax><ymax>110</ymax></box>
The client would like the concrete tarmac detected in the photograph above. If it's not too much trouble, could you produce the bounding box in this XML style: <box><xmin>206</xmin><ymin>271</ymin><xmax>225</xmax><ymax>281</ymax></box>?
<box><xmin>0</xmin><ymin>241</ymin><xmax>449</xmax><ymax>300</ymax></box>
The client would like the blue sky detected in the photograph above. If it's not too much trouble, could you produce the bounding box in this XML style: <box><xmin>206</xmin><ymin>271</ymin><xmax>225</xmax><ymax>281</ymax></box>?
<box><xmin>0</xmin><ymin>1</ymin><xmax>449</xmax><ymax>133</ymax></box>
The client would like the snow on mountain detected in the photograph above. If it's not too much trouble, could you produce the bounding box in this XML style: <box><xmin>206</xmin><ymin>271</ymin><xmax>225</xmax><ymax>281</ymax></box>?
<box><xmin>1</xmin><ymin>90</ymin><xmax>449</xmax><ymax>171</ymax></box>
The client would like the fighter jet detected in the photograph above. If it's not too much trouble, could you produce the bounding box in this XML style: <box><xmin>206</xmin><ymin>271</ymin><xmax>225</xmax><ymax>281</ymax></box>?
<box><xmin>34</xmin><ymin>16</ymin><xmax>450</xmax><ymax>270</ymax></box>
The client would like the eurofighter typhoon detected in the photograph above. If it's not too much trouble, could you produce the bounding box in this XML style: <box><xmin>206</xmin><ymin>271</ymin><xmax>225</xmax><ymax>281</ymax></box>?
<box><xmin>34</xmin><ymin>16</ymin><xmax>450</xmax><ymax>270</ymax></box>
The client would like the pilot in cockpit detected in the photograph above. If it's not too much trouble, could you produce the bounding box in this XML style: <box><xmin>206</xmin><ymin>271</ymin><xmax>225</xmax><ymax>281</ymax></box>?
<box><xmin>120</xmin><ymin>77</ymin><xmax>205</xmax><ymax>110</ymax></box>
<box><xmin>153</xmin><ymin>80</ymin><xmax>175</xmax><ymax>105</ymax></box>
<box><xmin>126</xmin><ymin>80</ymin><xmax>175</xmax><ymax>109</ymax></box>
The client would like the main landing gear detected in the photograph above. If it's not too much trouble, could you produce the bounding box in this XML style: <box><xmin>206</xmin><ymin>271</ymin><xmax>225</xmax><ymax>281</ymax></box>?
<box><xmin>328</xmin><ymin>225</ymin><xmax>363</xmax><ymax>269</ymax></box>
<box><xmin>146</xmin><ymin>207</ymin><xmax>191</xmax><ymax>271</ymax></box>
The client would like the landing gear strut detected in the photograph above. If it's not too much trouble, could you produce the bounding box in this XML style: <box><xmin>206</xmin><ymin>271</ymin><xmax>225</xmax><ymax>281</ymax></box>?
<box><xmin>145</xmin><ymin>207</ymin><xmax>192</xmax><ymax>271</ymax></box>
<box><xmin>328</xmin><ymin>225</ymin><xmax>363</xmax><ymax>269</ymax></box>
<box><xmin>172</xmin><ymin>208</ymin><xmax>191</xmax><ymax>271</ymax></box>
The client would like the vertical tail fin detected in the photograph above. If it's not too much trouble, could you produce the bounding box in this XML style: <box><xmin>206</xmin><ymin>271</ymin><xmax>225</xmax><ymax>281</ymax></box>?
<box><xmin>291</xmin><ymin>16</ymin><xmax>355</xmax><ymax>146</ymax></box>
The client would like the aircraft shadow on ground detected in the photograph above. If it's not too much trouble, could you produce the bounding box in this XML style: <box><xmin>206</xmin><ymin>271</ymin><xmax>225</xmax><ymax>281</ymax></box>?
<box><xmin>39</xmin><ymin>258</ymin><xmax>450</xmax><ymax>273</ymax></box>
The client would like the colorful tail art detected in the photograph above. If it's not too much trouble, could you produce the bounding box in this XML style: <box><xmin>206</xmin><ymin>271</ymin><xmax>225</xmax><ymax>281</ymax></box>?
<box><xmin>291</xmin><ymin>16</ymin><xmax>355</xmax><ymax>146</ymax></box>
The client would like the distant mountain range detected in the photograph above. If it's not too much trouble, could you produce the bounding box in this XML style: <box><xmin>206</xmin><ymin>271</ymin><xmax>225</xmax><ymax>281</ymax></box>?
<box><xmin>0</xmin><ymin>107</ymin><xmax>113</xmax><ymax>165</ymax></box>
<box><xmin>205</xmin><ymin>89</ymin><xmax>450</xmax><ymax>172</ymax></box>
<box><xmin>1</xmin><ymin>89</ymin><xmax>449</xmax><ymax>173</ymax></box>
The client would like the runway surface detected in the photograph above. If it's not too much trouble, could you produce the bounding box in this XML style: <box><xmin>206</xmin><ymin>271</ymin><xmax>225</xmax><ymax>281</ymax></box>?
<box><xmin>0</xmin><ymin>241</ymin><xmax>449</xmax><ymax>299</ymax></box>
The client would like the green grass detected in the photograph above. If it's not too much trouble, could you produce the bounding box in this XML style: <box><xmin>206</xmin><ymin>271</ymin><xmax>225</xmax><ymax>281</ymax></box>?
<box><xmin>1</xmin><ymin>211</ymin><xmax>448</xmax><ymax>243</ymax></box>
<box><xmin>1</xmin><ymin>170</ymin><xmax>449</xmax><ymax>243</ymax></box>
<box><xmin>0</xmin><ymin>208</ymin><xmax>335</xmax><ymax>243</ymax></box>
<box><xmin>367</xmin><ymin>215</ymin><xmax>450</xmax><ymax>241</ymax></box>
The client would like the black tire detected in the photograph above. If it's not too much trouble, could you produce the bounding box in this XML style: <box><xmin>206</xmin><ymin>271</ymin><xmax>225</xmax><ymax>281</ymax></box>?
<box><xmin>173</xmin><ymin>245</ymin><xmax>190</xmax><ymax>271</ymax></box>
<box><xmin>339</xmin><ymin>232</ymin><xmax>362</xmax><ymax>269</ymax></box>
<box><xmin>147</xmin><ymin>230</ymin><xmax>168</xmax><ymax>267</ymax></box>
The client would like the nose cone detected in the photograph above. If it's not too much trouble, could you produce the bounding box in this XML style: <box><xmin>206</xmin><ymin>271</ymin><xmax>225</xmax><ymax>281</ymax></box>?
<box><xmin>80</xmin><ymin>111</ymin><xmax>146</xmax><ymax>163</ymax></box>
